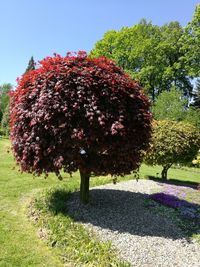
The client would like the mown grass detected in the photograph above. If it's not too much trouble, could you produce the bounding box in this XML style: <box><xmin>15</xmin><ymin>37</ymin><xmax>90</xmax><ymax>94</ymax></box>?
<box><xmin>0</xmin><ymin>138</ymin><xmax>132</xmax><ymax>266</ymax></box>
<box><xmin>30</xmin><ymin>187</ymin><xmax>131</xmax><ymax>266</ymax></box>
<box><xmin>0</xmin><ymin>138</ymin><xmax>63</xmax><ymax>267</ymax></box>
<box><xmin>139</xmin><ymin>164</ymin><xmax>200</xmax><ymax>184</ymax></box>
<box><xmin>0</xmin><ymin>138</ymin><xmax>199</xmax><ymax>266</ymax></box>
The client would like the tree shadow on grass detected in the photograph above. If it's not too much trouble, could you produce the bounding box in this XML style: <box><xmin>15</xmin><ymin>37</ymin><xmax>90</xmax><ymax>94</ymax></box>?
<box><xmin>47</xmin><ymin>187</ymin><xmax>200</xmax><ymax>241</ymax></box>
<box><xmin>147</xmin><ymin>176</ymin><xmax>199</xmax><ymax>189</ymax></box>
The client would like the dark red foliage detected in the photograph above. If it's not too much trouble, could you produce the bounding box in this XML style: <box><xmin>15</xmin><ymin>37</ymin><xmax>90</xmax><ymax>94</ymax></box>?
<box><xmin>10</xmin><ymin>51</ymin><xmax>151</xmax><ymax>177</ymax></box>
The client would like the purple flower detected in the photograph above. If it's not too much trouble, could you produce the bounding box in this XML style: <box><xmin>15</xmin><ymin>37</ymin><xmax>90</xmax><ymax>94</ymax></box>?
<box><xmin>150</xmin><ymin>193</ymin><xmax>181</xmax><ymax>208</ymax></box>
<box><xmin>150</xmin><ymin>191</ymin><xmax>200</xmax><ymax>225</ymax></box>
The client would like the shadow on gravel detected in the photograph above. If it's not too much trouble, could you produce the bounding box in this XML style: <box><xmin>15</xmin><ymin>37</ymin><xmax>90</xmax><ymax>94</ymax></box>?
<box><xmin>47</xmin><ymin>188</ymin><xmax>200</xmax><ymax>240</ymax></box>
<box><xmin>148</xmin><ymin>176</ymin><xmax>199</xmax><ymax>189</ymax></box>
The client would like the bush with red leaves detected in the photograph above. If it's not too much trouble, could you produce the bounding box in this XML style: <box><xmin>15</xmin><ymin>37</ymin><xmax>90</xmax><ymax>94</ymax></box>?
<box><xmin>10</xmin><ymin>52</ymin><xmax>151</xmax><ymax>202</ymax></box>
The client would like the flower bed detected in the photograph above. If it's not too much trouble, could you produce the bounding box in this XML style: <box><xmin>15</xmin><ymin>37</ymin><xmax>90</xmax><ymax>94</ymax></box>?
<box><xmin>150</xmin><ymin>184</ymin><xmax>200</xmax><ymax>226</ymax></box>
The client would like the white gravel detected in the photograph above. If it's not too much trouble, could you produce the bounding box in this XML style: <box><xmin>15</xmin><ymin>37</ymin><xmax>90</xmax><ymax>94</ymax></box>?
<box><xmin>67</xmin><ymin>180</ymin><xmax>200</xmax><ymax>267</ymax></box>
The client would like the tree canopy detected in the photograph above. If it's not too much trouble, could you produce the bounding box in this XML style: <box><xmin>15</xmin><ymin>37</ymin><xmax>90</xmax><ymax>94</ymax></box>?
<box><xmin>152</xmin><ymin>87</ymin><xmax>187</xmax><ymax>121</ymax></box>
<box><xmin>90</xmin><ymin>20</ymin><xmax>193</xmax><ymax>101</ymax></box>
<box><xmin>10</xmin><ymin>52</ymin><xmax>152</xmax><ymax>203</ymax></box>
<box><xmin>180</xmin><ymin>4</ymin><xmax>200</xmax><ymax>77</ymax></box>
<box><xmin>1</xmin><ymin>103</ymin><xmax>10</xmax><ymax>135</ymax></box>
<box><xmin>0</xmin><ymin>83</ymin><xmax>12</xmax><ymax>123</ymax></box>
<box><xmin>145</xmin><ymin>120</ymin><xmax>200</xmax><ymax>179</ymax></box>
<box><xmin>185</xmin><ymin>107</ymin><xmax>200</xmax><ymax>129</ymax></box>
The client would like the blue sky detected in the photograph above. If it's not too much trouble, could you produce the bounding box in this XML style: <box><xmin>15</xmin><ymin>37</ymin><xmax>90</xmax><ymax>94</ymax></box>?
<box><xmin>0</xmin><ymin>0</ymin><xmax>199</xmax><ymax>86</ymax></box>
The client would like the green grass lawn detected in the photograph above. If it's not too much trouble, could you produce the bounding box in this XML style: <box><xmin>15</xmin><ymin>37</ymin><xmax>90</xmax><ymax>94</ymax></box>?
<box><xmin>0</xmin><ymin>138</ymin><xmax>63</xmax><ymax>267</ymax></box>
<box><xmin>139</xmin><ymin>164</ymin><xmax>200</xmax><ymax>184</ymax></box>
<box><xmin>0</xmin><ymin>138</ymin><xmax>131</xmax><ymax>267</ymax></box>
<box><xmin>0</xmin><ymin>138</ymin><xmax>199</xmax><ymax>266</ymax></box>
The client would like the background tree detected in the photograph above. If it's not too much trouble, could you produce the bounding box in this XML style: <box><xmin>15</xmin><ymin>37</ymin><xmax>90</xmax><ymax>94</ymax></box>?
<box><xmin>152</xmin><ymin>86</ymin><xmax>187</xmax><ymax>121</ymax></box>
<box><xmin>184</xmin><ymin>107</ymin><xmax>200</xmax><ymax>129</ymax></box>
<box><xmin>191</xmin><ymin>79</ymin><xmax>200</xmax><ymax>109</ymax></box>
<box><xmin>0</xmin><ymin>83</ymin><xmax>12</xmax><ymax>123</ymax></box>
<box><xmin>25</xmin><ymin>56</ymin><xmax>35</xmax><ymax>73</ymax></box>
<box><xmin>90</xmin><ymin>20</ymin><xmax>192</xmax><ymax>101</ymax></box>
<box><xmin>10</xmin><ymin>52</ymin><xmax>152</xmax><ymax>203</ymax></box>
<box><xmin>158</xmin><ymin>22</ymin><xmax>192</xmax><ymax>98</ymax></box>
<box><xmin>1</xmin><ymin>103</ymin><xmax>10</xmax><ymax>135</ymax></box>
<box><xmin>184</xmin><ymin>79</ymin><xmax>200</xmax><ymax>129</ymax></box>
<box><xmin>152</xmin><ymin>85</ymin><xmax>200</xmax><ymax>128</ymax></box>
<box><xmin>180</xmin><ymin>4</ymin><xmax>200</xmax><ymax>77</ymax></box>
<box><xmin>145</xmin><ymin>120</ymin><xmax>200</xmax><ymax>180</ymax></box>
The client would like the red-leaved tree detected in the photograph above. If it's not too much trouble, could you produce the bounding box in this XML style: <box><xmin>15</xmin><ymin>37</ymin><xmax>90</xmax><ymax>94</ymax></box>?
<box><xmin>10</xmin><ymin>52</ymin><xmax>151</xmax><ymax>203</ymax></box>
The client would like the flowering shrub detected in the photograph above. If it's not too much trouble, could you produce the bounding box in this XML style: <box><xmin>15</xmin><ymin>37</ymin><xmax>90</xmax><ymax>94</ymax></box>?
<box><xmin>145</xmin><ymin>120</ymin><xmax>200</xmax><ymax>179</ymax></box>
<box><xmin>150</xmin><ymin>193</ymin><xmax>181</xmax><ymax>208</ymax></box>
<box><xmin>150</xmin><ymin>184</ymin><xmax>200</xmax><ymax>225</ymax></box>
<box><xmin>192</xmin><ymin>150</ymin><xmax>200</xmax><ymax>167</ymax></box>
<box><xmin>10</xmin><ymin>52</ymin><xmax>151</xmax><ymax>202</ymax></box>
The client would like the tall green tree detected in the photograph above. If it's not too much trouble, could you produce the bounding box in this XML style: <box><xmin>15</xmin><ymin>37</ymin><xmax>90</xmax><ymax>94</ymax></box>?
<box><xmin>90</xmin><ymin>20</ymin><xmax>192</xmax><ymax>101</ymax></box>
<box><xmin>159</xmin><ymin>22</ymin><xmax>192</xmax><ymax>98</ymax></box>
<box><xmin>152</xmin><ymin>87</ymin><xmax>187</xmax><ymax>121</ymax></box>
<box><xmin>180</xmin><ymin>4</ymin><xmax>200</xmax><ymax>77</ymax></box>
<box><xmin>0</xmin><ymin>83</ymin><xmax>12</xmax><ymax>122</ymax></box>
<box><xmin>25</xmin><ymin>56</ymin><xmax>35</xmax><ymax>73</ymax></box>
<box><xmin>1</xmin><ymin>103</ymin><xmax>10</xmax><ymax>135</ymax></box>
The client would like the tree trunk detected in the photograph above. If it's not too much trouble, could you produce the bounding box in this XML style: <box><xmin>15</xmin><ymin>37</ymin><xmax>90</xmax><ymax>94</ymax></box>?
<box><xmin>161</xmin><ymin>167</ymin><xmax>168</xmax><ymax>180</ymax></box>
<box><xmin>79</xmin><ymin>169</ymin><xmax>90</xmax><ymax>204</ymax></box>
<box><xmin>161</xmin><ymin>165</ymin><xmax>172</xmax><ymax>180</ymax></box>
<box><xmin>152</xmin><ymin>87</ymin><xmax>155</xmax><ymax>102</ymax></box>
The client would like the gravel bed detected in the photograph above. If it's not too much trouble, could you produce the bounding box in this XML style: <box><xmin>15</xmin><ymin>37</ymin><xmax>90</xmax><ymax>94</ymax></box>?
<box><xmin>67</xmin><ymin>180</ymin><xmax>200</xmax><ymax>267</ymax></box>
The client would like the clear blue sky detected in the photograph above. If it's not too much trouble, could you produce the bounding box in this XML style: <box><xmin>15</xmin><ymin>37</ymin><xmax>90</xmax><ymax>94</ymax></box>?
<box><xmin>0</xmin><ymin>0</ymin><xmax>199</xmax><ymax>86</ymax></box>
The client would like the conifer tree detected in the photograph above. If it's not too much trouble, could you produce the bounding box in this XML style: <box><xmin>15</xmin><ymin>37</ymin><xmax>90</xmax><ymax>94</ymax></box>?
<box><xmin>25</xmin><ymin>56</ymin><xmax>35</xmax><ymax>73</ymax></box>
